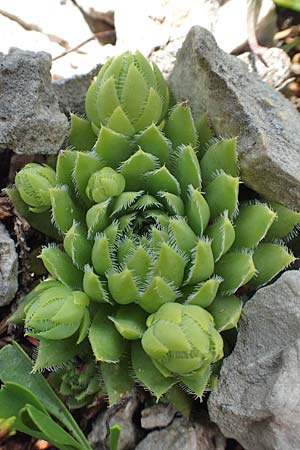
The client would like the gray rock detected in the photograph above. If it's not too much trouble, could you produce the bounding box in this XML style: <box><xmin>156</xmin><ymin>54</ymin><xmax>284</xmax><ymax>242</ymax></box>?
<box><xmin>208</xmin><ymin>270</ymin><xmax>300</xmax><ymax>450</ymax></box>
<box><xmin>53</xmin><ymin>64</ymin><xmax>101</xmax><ymax>115</ymax></box>
<box><xmin>169</xmin><ymin>26</ymin><xmax>300</xmax><ymax>209</ymax></box>
<box><xmin>0</xmin><ymin>222</ymin><xmax>18</xmax><ymax>306</ymax></box>
<box><xmin>0</xmin><ymin>48</ymin><xmax>68</xmax><ymax>154</ymax></box>
<box><xmin>141</xmin><ymin>403</ymin><xmax>177</xmax><ymax>430</ymax></box>
<box><xmin>89</xmin><ymin>392</ymin><xmax>141</xmax><ymax>450</ymax></box>
<box><xmin>135</xmin><ymin>416</ymin><xmax>226</xmax><ymax>450</ymax></box>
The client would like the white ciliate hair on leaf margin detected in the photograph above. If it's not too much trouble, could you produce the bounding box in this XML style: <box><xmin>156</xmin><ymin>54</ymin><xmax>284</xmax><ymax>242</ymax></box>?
<box><xmin>111</xmin><ymin>191</ymin><xmax>144</xmax><ymax>216</ymax></box>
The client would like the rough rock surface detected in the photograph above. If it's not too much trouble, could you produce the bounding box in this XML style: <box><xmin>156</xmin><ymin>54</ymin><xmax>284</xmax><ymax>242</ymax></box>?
<box><xmin>239</xmin><ymin>47</ymin><xmax>292</xmax><ymax>90</ymax></box>
<box><xmin>169</xmin><ymin>26</ymin><xmax>300</xmax><ymax>209</ymax></box>
<box><xmin>141</xmin><ymin>403</ymin><xmax>177</xmax><ymax>430</ymax></box>
<box><xmin>135</xmin><ymin>416</ymin><xmax>226</xmax><ymax>450</ymax></box>
<box><xmin>0</xmin><ymin>222</ymin><xmax>18</xmax><ymax>306</ymax></box>
<box><xmin>89</xmin><ymin>392</ymin><xmax>141</xmax><ymax>450</ymax></box>
<box><xmin>208</xmin><ymin>270</ymin><xmax>300</xmax><ymax>450</ymax></box>
<box><xmin>53</xmin><ymin>64</ymin><xmax>101</xmax><ymax>115</ymax></box>
<box><xmin>0</xmin><ymin>48</ymin><xmax>68</xmax><ymax>154</ymax></box>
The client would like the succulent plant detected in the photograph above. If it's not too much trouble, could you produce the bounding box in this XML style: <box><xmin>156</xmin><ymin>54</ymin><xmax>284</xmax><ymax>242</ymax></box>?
<box><xmin>49</xmin><ymin>359</ymin><xmax>103</xmax><ymax>409</ymax></box>
<box><xmin>11</xmin><ymin>51</ymin><xmax>298</xmax><ymax>409</ymax></box>
<box><xmin>84</xmin><ymin>50</ymin><xmax>169</xmax><ymax>138</ymax></box>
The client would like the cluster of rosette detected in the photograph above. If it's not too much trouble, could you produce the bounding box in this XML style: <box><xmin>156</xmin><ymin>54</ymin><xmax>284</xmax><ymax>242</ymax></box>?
<box><xmin>9</xmin><ymin>51</ymin><xmax>299</xmax><ymax>411</ymax></box>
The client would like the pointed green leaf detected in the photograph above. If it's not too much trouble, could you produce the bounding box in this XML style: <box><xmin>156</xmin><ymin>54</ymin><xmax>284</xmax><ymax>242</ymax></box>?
<box><xmin>70</xmin><ymin>113</ymin><xmax>97</xmax><ymax>151</ymax></box>
<box><xmin>146</xmin><ymin>166</ymin><xmax>181</xmax><ymax>196</ymax></box>
<box><xmin>40</xmin><ymin>247</ymin><xmax>83</xmax><ymax>290</ymax></box>
<box><xmin>131</xmin><ymin>341</ymin><xmax>174</xmax><ymax>401</ymax></box>
<box><xmin>89</xmin><ymin>309</ymin><xmax>126</xmax><ymax>363</ymax></box>
<box><xmin>134</xmin><ymin>87</ymin><xmax>163</xmax><ymax>132</ymax></box>
<box><xmin>96</xmin><ymin>75</ymin><xmax>120</xmax><ymax>125</ymax></box>
<box><xmin>186</xmin><ymin>187</ymin><xmax>210</xmax><ymax>236</ymax></box>
<box><xmin>100</xmin><ymin>358</ymin><xmax>134</xmax><ymax>406</ymax></box>
<box><xmin>139</xmin><ymin>276</ymin><xmax>178</xmax><ymax>313</ymax></box>
<box><xmin>95</xmin><ymin>126</ymin><xmax>132</xmax><ymax>168</ymax></box>
<box><xmin>164</xmin><ymin>102</ymin><xmax>197</xmax><ymax>149</ymax></box>
<box><xmin>109</xmin><ymin>305</ymin><xmax>147</xmax><ymax>339</ymax></box>
<box><xmin>205</xmin><ymin>211</ymin><xmax>235</xmax><ymax>261</ymax></box>
<box><xmin>107</xmin><ymin>106</ymin><xmax>135</xmax><ymax>136</ymax></box>
<box><xmin>205</xmin><ymin>173</ymin><xmax>239</xmax><ymax>219</ymax></box>
<box><xmin>85</xmin><ymin>79</ymin><xmax>100</xmax><ymax>125</ymax></box>
<box><xmin>207</xmin><ymin>295</ymin><xmax>242</xmax><ymax>331</ymax></box>
<box><xmin>153</xmin><ymin>242</ymin><xmax>187</xmax><ymax>288</ymax></box>
<box><xmin>251</xmin><ymin>243</ymin><xmax>296</xmax><ymax>287</ymax></box>
<box><xmin>92</xmin><ymin>234</ymin><xmax>112</xmax><ymax>276</ymax></box>
<box><xmin>33</xmin><ymin>336</ymin><xmax>79</xmax><ymax>372</ymax></box>
<box><xmin>120</xmin><ymin>149</ymin><xmax>157</xmax><ymax>191</ymax></box>
<box><xmin>50</xmin><ymin>186</ymin><xmax>82</xmax><ymax>233</ymax></box>
<box><xmin>215</xmin><ymin>252</ymin><xmax>256</xmax><ymax>294</ymax></box>
<box><xmin>185</xmin><ymin>239</ymin><xmax>214</xmax><ymax>285</ymax></box>
<box><xmin>195</xmin><ymin>113</ymin><xmax>213</xmax><ymax>157</ymax></box>
<box><xmin>83</xmin><ymin>266</ymin><xmax>109</xmax><ymax>303</ymax></box>
<box><xmin>185</xmin><ymin>277</ymin><xmax>222</xmax><ymax>308</ymax></box>
<box><xmin>175</xmin><ymin>145</ymin><xmax>202</xmax><ymax>196</ymax></box>
<box><xmin>135</xmin><ymin>123</ymin><xmax>170</xmax><ymax>164</ymax></box>
<box><xmin>265</xmin><ymin>202</ymin><xmax>300</xmax><ymax>241</ymax></box>
<box><xmin>108</xmin><ymin>269</ymin><xmax>140</xmax><ymax>304</ymax></box>
<box><xmin>168</xmin><ymin>218</ymin><xmax>197</xmax><ymax>254</ymax></box>
<box><xmin>63</xmin><ymin>222</ymin><xmax>92</xmax><ymax>269</ymax></box>
<box><xmin>200</xmin><ymin>138</ymin><xmax>238</xmax><ymax>186</ymax></box>
<box><xmin>232</xmin><ymin>203</ymin><xmax>276</xmax><ymax>250</ymax></box>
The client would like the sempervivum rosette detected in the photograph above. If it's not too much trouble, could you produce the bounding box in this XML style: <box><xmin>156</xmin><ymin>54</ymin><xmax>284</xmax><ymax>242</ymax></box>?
<box><xmin>11</xmin><ymin>52</ymin><xmax>299</xmax><ymax>410</ymax></box>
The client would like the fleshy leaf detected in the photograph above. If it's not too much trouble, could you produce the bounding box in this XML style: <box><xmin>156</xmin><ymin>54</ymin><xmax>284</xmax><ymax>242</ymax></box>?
<box><xmin>215</xmin><ymin>252</ymin><xmax>256</xmax><ymax>294</ymax></box>
<box><xmin>70</xmin><ymin>114</ymin><xmax>97</xmax><ymax>151</ymax></box>
<box><xmin>95</xmin><ymin>127</ymin><xmax>132</xmax><ymax>168</ymax></box>
<box><xmin>100</xmin><ymin>358</ymin><xmax>134</xmax><ymax>405</ymax></box>
<box><xmin>251</xmin><ymin>243</ymin><xmax>296</xmax><ymax>287</ymax></box>
<box><xmin>164</xmin><ymin>102</ymin><xmax>197</xmax><ymax>149</ymax></box>
<box><xmin>131</xmin><ymin>341</ymin><xmax>174</xmax><ymax>401</ymax></box>
<box><xmin>200</xmin><ymin>138</ymin><xmax>238</xmax><ymax>186</ymax></box>
<box><xmin>232</xmin><ymin>203</ymin><xmax>276</xmax><ymax>250</ymax></box>
<box><xmin>205</xmin><ymin>173</ymin><xmax>239</xmax><ymax>219</ymax></box>
<box><xmin>135</xmin><ymin>124</ymin><xmax>170</xmax><ymax>164</ymax></box>
<box><xmin>40</xmin><ymin>247</ymin><xmax>83</xmax><ymax>290</ymax></box>
<box><xmin>264</xmin><ymin>202</ymin><xmax>300</xmax><ymax>241</ymax></box>
<box><xmin>109</xmin><ymin>305</ymin><xmax>147</xmax><ymax>339</ymax></box>
<box><xmin>89</xmin><ymin>309</ymin><xmax>126</xmax><ymax>363</ymax></box>
<box><xmin>207</xmin><ymin>295</ymin><xmax>242</xmax><ymax>331</ymax></box>
<box><xmin>205</xmin><ymin>211</ymin><xmax>235</xmax><ymax>261</ymax></box>
<box><xmin>186</xmin><ymin>187</ymin><xmax>210</xmax><ymax>236</ymax></box>
<box><xmin>120</xmin><ymin>149</ymin><xmax>157</xmax><ymax>191</ymax></box>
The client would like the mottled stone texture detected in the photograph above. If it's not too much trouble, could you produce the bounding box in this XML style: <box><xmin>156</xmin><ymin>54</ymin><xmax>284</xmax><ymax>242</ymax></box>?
<box><xmin>0</xmin><ymin>222</ymin><xmax>18</xmax><ymax>306</ymax></box>
<box><xmin>209</xmin><ymin>271</ymin><xmax>300</xmax><ymax>450</ymax></box>
<box><xmin>0</xmin><ymin>48</ymin><xmax>68</xmax><ymax>154</ymax></box>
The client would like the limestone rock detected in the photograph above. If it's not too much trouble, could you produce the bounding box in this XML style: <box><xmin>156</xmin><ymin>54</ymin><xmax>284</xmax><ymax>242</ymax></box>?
<box><xmin>208</xmin><ymin>270</ymin><xmax>300</xmax><ymax>450</ymax></box>
<box><xmin>169</xmin><ymin>26</ymin><xmax>300</xmax><ymax>209</ymax></box>
<box><xmin>0</xmin><ymin>48</ymin><xmax>68</xmax><ymax>154</ymax></box>
<box><xmin>0</xmin><ymin>222</ymin><xmax>18</xmax><ymax>306</ymax></box>
<box><xmin>135</xmin><ymin>416</ymin><xmax>226</xmax><ymax>450</ymax></box>
<box><xmin>239</xmin><ymin>47</ymin><xmax>292</xmax><ymax>90</ymax></box>
<box><xmin>88</xmin><ymin>392</ymin><xmax>141</xmax><ymax>450</ymax></box>
<box><xmin>141</xmin><ymin>403</ymin><xmax>177</xmax><ymax>430</ymax></box>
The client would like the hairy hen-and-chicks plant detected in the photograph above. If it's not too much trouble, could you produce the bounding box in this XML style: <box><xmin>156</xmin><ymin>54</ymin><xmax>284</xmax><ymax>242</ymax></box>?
<box><xmin>10</xmin><ymin>51</ymin><xmax>300</xmax><ymax>412</ymax></box>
